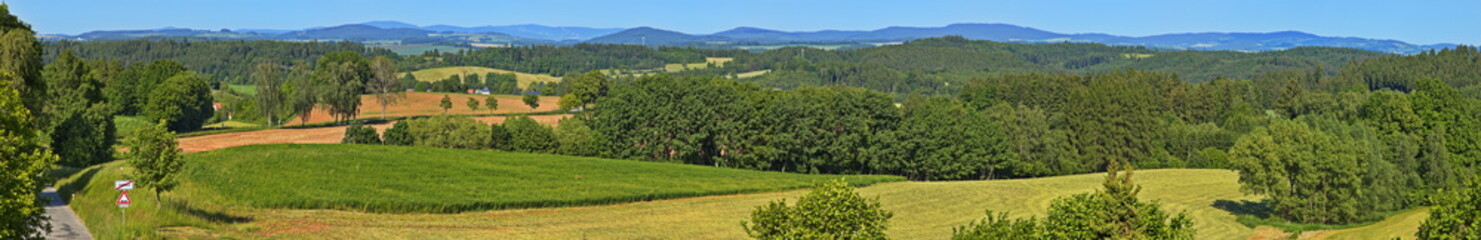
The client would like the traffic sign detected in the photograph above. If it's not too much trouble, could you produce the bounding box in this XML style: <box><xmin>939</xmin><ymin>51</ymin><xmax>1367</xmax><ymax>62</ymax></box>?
<box><xmin>116</xmin><ymin>191</ymin><xmax>132</xmax><ymax>208</ymax></box>
<box><xmin>114</xmin><ymin>180</ymin><xmax>134</xmax><ymax>191</ymax></box>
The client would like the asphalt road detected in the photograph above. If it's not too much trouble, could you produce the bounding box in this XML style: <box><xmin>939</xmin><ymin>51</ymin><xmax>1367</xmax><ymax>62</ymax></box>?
<box><xmin>42</xmin><ymin>186</ymin><xmax>94</xmax><ymax>240</ymax></box>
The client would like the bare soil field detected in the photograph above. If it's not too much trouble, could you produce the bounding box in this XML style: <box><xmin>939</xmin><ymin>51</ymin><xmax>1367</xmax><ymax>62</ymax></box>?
<box><xmin>289</xmin><ymin>93</ymin><xmax>560</xmax><ymax>126</ymax></box>
<box><xmin>179</xmin><ymin>114</ymin><xmax>570</xmax><ymax>153</ymax></box>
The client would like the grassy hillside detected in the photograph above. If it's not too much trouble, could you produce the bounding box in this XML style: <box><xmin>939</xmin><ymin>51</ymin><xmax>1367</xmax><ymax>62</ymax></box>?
<box><xmin>217</xmin><ymin>169</ymin><xmax>1276</xmax><ymax>239</ymax></box>
<box><xmin>405</xmin><ymin>66</ymin><xmax>561</xmax><ymax>89</ymax></box>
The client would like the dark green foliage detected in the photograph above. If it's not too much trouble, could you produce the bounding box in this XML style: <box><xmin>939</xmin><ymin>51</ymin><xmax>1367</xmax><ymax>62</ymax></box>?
<box><xmin>381</xmin><ymin>121</ymin><xmax>412</xmax><ymax>146</ymax></box>
<box><xmin>953</xmin><ymin>164</ymin><xmax>1195</xmax><ymax>240</ymax></box>
<box><xmin>0</xmin><ymin>64</ymin><xmax>60</xmax><ymax>239</ymax></box>
<box><xmin>412</xmin><ymin>44</ymin><xmax>719</xmax><ymax>76</ymax></box>
<box><xmin>43</xmin><ymin>39</ymin><xmax>393</xmax><ymax>84</ymax></box>
<box><xmin>489</xmin><ymin>123</ymin><xmax>511</xmax><ymax>150</ymax></box>
<box><xmin>253</xmin><ymin>62</ymin><xmax>287</xmax><ymax>125</ymax></box>
<box><xmin>432</xmin><ymin>95</ymin><xmax>450</xmax><ymax>114</ymax></box>
<box><xmin>48</xmin><ymin>104</ymin><xmax>115</xmax><ymax>167</ymax></box>
<box><xmin>341</xmin><ymin>124</ymin><xmax>381</xmax><ymax>144</ymax></box>
<box><xmin>565</xmin><ymin>70</ymin><xmax>610</xmax><ymax>108</ymax></box>
<box><xmin>1229</xmin><ymin>117</ymin><xmax>1392</xmax><ymax>224</ymax></box>
<box><xmin>0</xmin><ymin>5</ymin><xmax>47</xmax><ymax>127</ymax></box>
<box><xmin>743</xmin><ymin>179</ymin><xmax>892</xmax><ymax>240</ymax></box>
<box><xmin>1065</xmin><ymin>70</ymin><xmax>1178</xmax><ymax>169</ymax></box>
<box><xmin>465</xmin><ymin>97</ymin><xmax>478</xmax><ymax>112</ymax></box>
<box><xmin>125</xmin><ymin>120</ymin><xmax>183</xmax><ymax>196</ymax></box>
<box><xmin>879</xmin><ymin>96</ymin><xmax>1014</xmax><ymax>180</ymax></box>
<box><xmin>144</xmin><ymin>71</ymin><xmax>214</xmax><ymax>132</ymax></box>
<box><xmin>1331</xmin><ymin>45</ymin><xmax>1481</xmax><ymax>91</ymax></box>
<box><xmin>952</xmin><ymin>211</ymin><xmax>1042</xmax><ymax>240</ymax></box>
<box><xmin>1417</xmin><ymin>180</ymin><xmax>1481</xmax><ymax>239</ymax></box>
<box><xmin>553</xmin><ymin>117</ymin><xmax>597</xmax><ymax>156</ymax></box>
<box><xmin>722</xmin><ymin>37</ymin><xmax>1382</xmax><ymax>95</ymax></box>
<box><xmin>42</xmin><ymin>51</ymin><xmax>116</xmax><ymax>166</ymax></box>
<box><xmin>401</xmin><ymin>116</ymin><xmax>489</xmax><ymax>149</ymax></box>
<box><xmin>505</xmin><ymin>115</ymin><xmax>556</xmax><ymax>153</ymax></box>
<box><xmin>984</xmin><ymin>103</ymin><xmax>1084</xmax><ymax>177</ymax></box>
<box><xmin>313</xmin><ymin>51</ymin><xmax>369</xmax><ymax>123</ymax></box>
<box><xmin>522</xmin><ymin>94</ymin><xmax>539</xmax><ymax>109</ymax></box>
<box><xmin>107</xmin><ymin>60</ymin><xmax>186</xmax><ymax>115</ymax></box>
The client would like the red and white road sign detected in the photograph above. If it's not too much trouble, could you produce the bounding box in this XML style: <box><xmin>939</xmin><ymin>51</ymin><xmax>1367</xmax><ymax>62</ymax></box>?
<box><xmin>114</xmin><ymin>180</ymin><xmax>134</xmax><ymax>191</ymax></box>
<box><xmin>116</xmin><ymin>191</ymin><xmax>132</xmax><ymax>208</ymax></box>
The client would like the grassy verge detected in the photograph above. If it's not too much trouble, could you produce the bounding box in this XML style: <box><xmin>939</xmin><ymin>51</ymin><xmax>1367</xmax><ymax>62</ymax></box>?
<box><xmin>182</xmin><ymin>144</ymin><xmax>903</xmax><ymax>213</ymax></box>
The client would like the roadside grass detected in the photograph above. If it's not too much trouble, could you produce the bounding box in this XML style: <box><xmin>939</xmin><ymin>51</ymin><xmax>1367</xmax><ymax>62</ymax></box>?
<box><xmin>55</xmin><ymin>161</ymin><xmax>231</xmax><ymax>240</ymax></box>
<box><xmin>404</xmin><ymin>66</ymin><xmax>561</xmax><ymax>89</ymax></box>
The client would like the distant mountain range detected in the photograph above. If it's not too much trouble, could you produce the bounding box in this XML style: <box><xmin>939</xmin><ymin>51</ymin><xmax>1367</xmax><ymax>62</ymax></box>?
<box><xmin>40</xmin><ymin>21</ymin><xmax>1458</xmax><ymax>54</ymax></box>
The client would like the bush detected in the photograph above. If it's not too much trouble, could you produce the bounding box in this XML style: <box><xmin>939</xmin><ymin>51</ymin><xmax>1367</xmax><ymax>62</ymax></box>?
<box><xmin>554</xmin><ymin>117</ymin><xmax>597</xmax><ymax>156</ymax></box>
<box><xmin>382</xmin><ymin>121</ymin><xmax>412</xmax><ymax>145</ymax></box>
<box><xmin>341</xmin><ymin>124</ymin><xmax>381</xmax><ymax>144</ymax></box>
<box><xmin>405</xmin><ymin>116</ymin><xmax>489</xmax><ymax>149</ymax></box>
<box><xmin>743</xmin><ymin>179</ymin><xmax>892</xmax><ymax>240</ymax></box>
<box><xmin>489</xmin><ymin>123</ymin><xmax>511</xmax><ymax>150</ymax></box>
<box><xmin>953</xmin><ymin>165</ymin><xmax>1195</xmax><ymax>240</ymax></box>
<box><xmin>1418</xmin><ymin>180</ymin><xmax>1481</xmax><ymax>239</ymax></box>
<box><xmin>505</xmin><ymin>115</ymin><xmax>556</xmax><ymax>153</ymax></box>
<box><xmin>49</xmin><ymin>104</ymin><xmax>116</xmax><ymax>167</ymax></box>
<box><xmin>144</xmin><ymin>71</ymin><xmax>214</xmax><ymax>132</ymax></box>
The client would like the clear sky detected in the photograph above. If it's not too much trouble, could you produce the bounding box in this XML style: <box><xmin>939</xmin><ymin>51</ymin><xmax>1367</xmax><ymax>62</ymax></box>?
<box><xmin>5</xmin><ymin>0</ymin><xmax>1477</xmax><ymax>45</ymax></box>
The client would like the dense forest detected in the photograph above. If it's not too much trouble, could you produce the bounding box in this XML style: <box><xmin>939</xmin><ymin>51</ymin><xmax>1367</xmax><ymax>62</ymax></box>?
<box><xmin>401</xmin><ymin>44</ymin><xmax>746</xmax><ymax>77</ymax></box>
<box><xmin>672</xmin><ymin>36</ymin><xmax>1389</xmax><ymax>96</ymax></box>
<box><xmin>43</xmin><ymin>40</ymin><xmax>396</xmax><ymax>84</ymax></box>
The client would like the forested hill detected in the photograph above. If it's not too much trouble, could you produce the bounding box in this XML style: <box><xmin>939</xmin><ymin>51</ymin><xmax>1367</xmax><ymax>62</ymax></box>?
<box><xmin>42</xmin><ymin>40</ymin><xmax>396</xmax><ymax>83</ymax></box>
<box><xmin>693</xmin><ymin>36</ymin><xmax>1390</xmax><ymax>95</ymax></box>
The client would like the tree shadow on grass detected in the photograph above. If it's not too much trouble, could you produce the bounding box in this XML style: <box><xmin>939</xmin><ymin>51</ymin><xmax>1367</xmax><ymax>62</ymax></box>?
<box><xmin>1212</xmin><ymin>199</ymin><xmax>1272</xmax><ymax>219</ymax></box>
<box><xmin>163</xmin><ymin>200</ymin><xmax>253</xmax><ymax>223</ymax></box>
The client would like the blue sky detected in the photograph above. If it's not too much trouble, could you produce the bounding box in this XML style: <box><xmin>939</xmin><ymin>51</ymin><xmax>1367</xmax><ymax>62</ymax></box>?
<box><xmin>5</xmin><ymin>0</ymin><xmax>1477</xmax><ymax>45</ymax></box>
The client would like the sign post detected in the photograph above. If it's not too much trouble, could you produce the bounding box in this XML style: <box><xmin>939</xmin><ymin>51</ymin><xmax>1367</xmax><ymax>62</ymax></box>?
<box><xmin>115</xmin><ymin>180</ymin><xmax>133</xmax><ymax>227</ymax></box>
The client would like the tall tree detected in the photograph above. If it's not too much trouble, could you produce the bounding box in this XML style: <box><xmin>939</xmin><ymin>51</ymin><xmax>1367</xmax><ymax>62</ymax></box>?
<box><xmin>439</xmin><ymin>95</ymin><xmax>452</xmax><ymax>114</ymax></box>
<box><xmin>1417</xmin><ymin>180</ymin><xmax>1481</xmax><ymax>239</ymax></box>
<box><xmin>125</xmin><ymin>120</ymin><xmax>183</xmax><ymax>198</ymax></box>
<box><xmin>484</xmin><ymin>95</ymin><xmax>498</xmax><ymax>114</ymax></box>
<box><xmin>144</xmin><ymin>71</ymin><xmax>214</xmax><ymax>132</ymax></box>
<box><xmin>523</xmin><ymin>94</ymin><xmax>540</xmax><ymax>109</ymax></box>
<box><xmin>253</xmin><ymin>62</ymin><xmax>286</xmax><ymax>125</ymax></box>
<box><xmin>287</xmin><ymin>62</ymin><xmax>316</xmax><ymax>125</ymax></box>
<box><xmin>0</xmin><ymin>4</ymin><xmax>47</xmax><ymax>127</ymax></box>
<box><xmin>1229</xmin><ymin>118</ymin><xmax>1369</xmax><ymax>224</ymax></box>
<box><xmin>367</xmin><ymin>56</ymin><xmax>403</xmax><ymax>119</ymax></box>
<box><xmin>313</xmin><ymin>51</ymin><xmax>369</xmax><ymax>123</ymax></box>
<box><xmin>0</xmin><ymin>65</ymin><xmax>61</xmax><ymax>240</ymax></box>
<box><xmin>42</xmin><ymin>50</ymin><xmax>115</xmax><ymax>167</ymax></box>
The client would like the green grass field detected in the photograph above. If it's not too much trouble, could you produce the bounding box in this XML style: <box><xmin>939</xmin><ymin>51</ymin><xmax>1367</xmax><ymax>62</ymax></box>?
<box><xmin>405</xmin><ymin>66</ymin><xmax>561</xmax><ymax>89</ymax></box>
<box><xmin>55</xmin><ymin>144</ymin><xmax>1431</xmax><ymax>239</ymax></box>
<box><xmin>226</xmin><ymin>84</ymin><xmax>257</xmax><ymax>96</ymax></box>
<box><xmin>182</xmin><ymin>144</ymin><xmax>901</xmax><ymax>213</ymax></box>
<box><xmin>112</xmin><ymin>115</ymin><xmax>151</xmax><ymax>138</ymax></box>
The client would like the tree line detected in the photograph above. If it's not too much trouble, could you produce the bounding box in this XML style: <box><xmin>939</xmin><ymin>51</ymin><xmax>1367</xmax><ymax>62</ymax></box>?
<box><xmin>43</xmin><ymin>39</ymin><xmax>395</xmax><ymax>84</ymax></box>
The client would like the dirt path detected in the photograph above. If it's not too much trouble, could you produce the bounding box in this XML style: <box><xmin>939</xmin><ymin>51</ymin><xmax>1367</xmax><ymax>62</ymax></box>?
<box><xmin>178</xmin><ymin>115</ymin><xmax>570</xmax><ymax>153</ymax></box>
<box><xmin>42</xmin><ymin>186</ymin><xmax>94</xmax><ymax>240</ymax></box>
